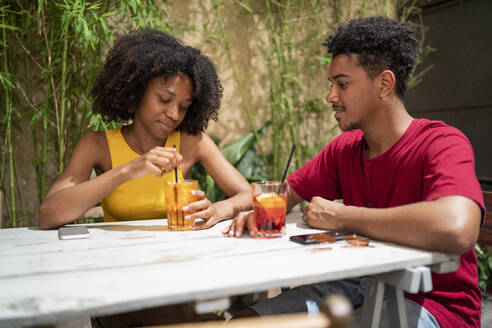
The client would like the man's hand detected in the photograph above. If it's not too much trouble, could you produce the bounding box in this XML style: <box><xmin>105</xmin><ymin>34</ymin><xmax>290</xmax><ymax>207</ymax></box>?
<box><xmin>222</xmin><ymin>210</ymin><xmax>257</xmax><ymax>237</ymax></box>
<box><xmin>302</xmin><ymin>196</ymin><xmax>346</xmax><ymax>230</ymax></box>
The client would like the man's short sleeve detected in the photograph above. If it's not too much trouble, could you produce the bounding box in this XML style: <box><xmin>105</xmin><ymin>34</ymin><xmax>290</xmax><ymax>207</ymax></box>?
<box><xmin>288</xmin><ymin>140</ymin><xmax>341</xmax><ymax>201</ymax></box>
<box><xmin>422</xmin><ymin>128</ymin><xmax>484</xmax><ymax>215</ymax></box>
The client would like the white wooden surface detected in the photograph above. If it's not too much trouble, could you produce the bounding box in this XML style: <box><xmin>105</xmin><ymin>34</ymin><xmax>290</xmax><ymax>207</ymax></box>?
<box><xmin>0</xmin><ymin>212</ymin><xmax>457</xmax><ymax>327</ymax></box>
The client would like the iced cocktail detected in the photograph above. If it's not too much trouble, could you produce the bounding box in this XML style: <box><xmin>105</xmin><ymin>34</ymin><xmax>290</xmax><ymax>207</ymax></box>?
<box><xmin>164</xmin><ymin>179</ymin><xmax>198</xmax><ymax>231</ymax></box>
<box><xmin>252</xmin><ymin>181</ymin><xmax>287</xmax><ymax>238</ymax></box>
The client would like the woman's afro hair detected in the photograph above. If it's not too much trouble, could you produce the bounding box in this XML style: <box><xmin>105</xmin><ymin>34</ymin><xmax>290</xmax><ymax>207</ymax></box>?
<box><xmin>91</xmin><ymin>28</ymin><xmax>223</xmax><ymax>134</ymax></box>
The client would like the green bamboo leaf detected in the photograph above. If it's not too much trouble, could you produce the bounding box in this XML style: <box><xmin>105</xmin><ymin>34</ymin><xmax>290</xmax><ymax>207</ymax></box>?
<box><xmin>213</xmin><ymin>0</ymin><xmax>223</xmax><ymax>9</ymax></box>
<box><xmin>100</xmin><ymin>17</ymin><xmax>108</xmax><ymax>35</ymax></box>
<box><xmin>128</xmin><ymin>0</ymin><xmax>138</xmax><ymax>15</ymax></box>
<box><xmin>82</xmin><ymin>19</ymin><xmax>91</xmax><ymax>42</ymax></box>
<box><xmin>120</xmin><ymin>0</ymin><xmax>126</xmax><ymax>17</ymax></box>
<box><xmin>234</xmin><ymin>0</ymin><xmax>253</xmax><ymax>14</ymax></box>
<box><xmin>0</xmin><ymin>72</ymin><xmax>15</xmax><ymax>88</ymax></box>
<box><xmin>0</xmin><ymin>24</ymin><xmax>21</xmax><ymax>31</ymax></box>
<box><xmin>102</xmin><ymin>11</ymin><xmax>117</xmax><ymax>17</ymax></box>
<box><xmin>37</xmin><ymin>0</ymin><xmax>45</xmax><ymax>13</ymax></box>
<box><xmin>88</xmin><ymin>2</ymin><xmax>101</xmax><ymax>11</ymax></box>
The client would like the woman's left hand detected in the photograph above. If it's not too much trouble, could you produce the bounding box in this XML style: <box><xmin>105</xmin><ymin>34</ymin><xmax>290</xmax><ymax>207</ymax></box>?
<box><xmin>182</xmin><ymin>189</ymin><xmax>219</xmax><ymax>230</ymax></box>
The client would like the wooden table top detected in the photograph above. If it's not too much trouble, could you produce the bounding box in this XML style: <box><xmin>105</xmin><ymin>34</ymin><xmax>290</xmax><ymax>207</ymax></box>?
<box><xmin>0</xmin><ymin>211</ymin><xmax>456</xmax><ymax>327</ymax></box>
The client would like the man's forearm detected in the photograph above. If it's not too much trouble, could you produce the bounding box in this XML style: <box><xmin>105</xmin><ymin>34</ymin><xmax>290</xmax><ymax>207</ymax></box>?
<box><xmin>338</xmin><ymin>196</ymin><xmax>481</xmax><ymax>253</ymax></box>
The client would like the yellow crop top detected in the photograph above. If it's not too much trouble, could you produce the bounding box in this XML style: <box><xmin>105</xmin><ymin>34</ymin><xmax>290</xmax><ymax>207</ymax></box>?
<box><xmin>101</xmin><ymin>128</ymin><xmax>184</xmax><ymax>222</ymax></box>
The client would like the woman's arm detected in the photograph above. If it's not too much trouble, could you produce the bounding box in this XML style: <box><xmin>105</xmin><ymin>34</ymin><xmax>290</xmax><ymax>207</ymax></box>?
<box><xmin>184</xmin><ymin>133</ymin><xmax>252</xmax><ymax>229</ymax></box>
<box><xmin>39</xmin><ymin>132</ymin><xmax>182</xmax><ymax>229</ymax></box>
<box><xmin>40</xmin><ymin>132</ymin><xmax>117</xmax><ymax>229</ymax></box>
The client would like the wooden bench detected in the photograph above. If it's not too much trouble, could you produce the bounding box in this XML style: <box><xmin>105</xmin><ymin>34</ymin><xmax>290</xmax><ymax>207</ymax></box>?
<box><xmin>478</xmin><ymin>191</ymin><xmax>492</xmax><ymax>245</ymax></box>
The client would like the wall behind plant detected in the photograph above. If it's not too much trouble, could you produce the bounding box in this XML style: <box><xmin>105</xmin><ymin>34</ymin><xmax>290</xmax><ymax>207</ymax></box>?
<box><xmin>1</xmin><ymin>0</ymin><xmax>419</xmax><ymax>228</ymax></box>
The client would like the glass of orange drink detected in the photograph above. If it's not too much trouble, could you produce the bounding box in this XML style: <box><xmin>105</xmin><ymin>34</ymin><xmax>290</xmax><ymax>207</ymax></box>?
<box><xmin>251</xmin><ymin>181</ymin><xmax>287</xmax><ymax>238</ymax></box>
<box><xmin>164</xmin><ymin>180</ymin><xmax>198</xmax><ymax>231</ymax></box>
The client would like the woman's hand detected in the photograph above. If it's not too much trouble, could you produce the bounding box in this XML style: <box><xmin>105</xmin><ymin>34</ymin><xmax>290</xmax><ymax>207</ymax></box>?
<box><xmin>124</xmin><ymin>146</ymin><xmax>182</xmax><ymax>180</ymax></box>
<box><xmin>183</xmin><ymin>190</ymin><xmax>219</xmax><ymax>230</ymax></box>
<box><xmin>221</xmin><ymin>210</ymin><xmax>256</xmax><ymax>237</ymax></box>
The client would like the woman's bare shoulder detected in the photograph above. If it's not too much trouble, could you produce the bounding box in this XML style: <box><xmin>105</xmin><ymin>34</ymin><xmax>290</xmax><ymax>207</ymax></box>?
<box><xmin>180</xmin><ymin>131</ymin><xmax>203</xmax><ymax>149</ymax></box>
<box><xmin>70</xmin><ymin>130</ymin><xmax>111</xmax><ymax>171</ymax></box>
<box><xmin>181</xmin><ymin>131</ymin><xmax>218</xmax><ymax>153</ymax></box>
<box><xmin>77</xmin><ymin>131</ymin><xmax>108</xmax><ymax>151</ymax></box>
<box><xmin>182</xmin><ymin>131</ymin><xmax>222</xmax><ymax>161</ymax></box>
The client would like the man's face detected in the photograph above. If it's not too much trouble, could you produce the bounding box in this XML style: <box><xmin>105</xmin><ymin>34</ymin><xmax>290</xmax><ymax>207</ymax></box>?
<box><xmin>326</xmin><ymin>54</ymin><xmax>379</xmax><ymax>131</ymax></box>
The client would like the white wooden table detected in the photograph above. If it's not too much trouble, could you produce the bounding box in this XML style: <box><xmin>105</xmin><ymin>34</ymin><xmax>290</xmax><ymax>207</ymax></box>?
<box><xmin>0</xmin><ymin>212</ymin><xmax>458</xmax><ymax>328</ymax></box>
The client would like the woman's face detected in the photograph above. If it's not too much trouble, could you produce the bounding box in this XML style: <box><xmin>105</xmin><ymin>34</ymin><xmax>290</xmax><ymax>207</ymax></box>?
<box><xmin>135</xmin><ymin>72</ymin><xmax>193</xmax><ymax>139</ymax></box>
<box><xmin>326</xmin><ymin>54</ymin><xmax>380</xmax><ymax>132</ymax></box>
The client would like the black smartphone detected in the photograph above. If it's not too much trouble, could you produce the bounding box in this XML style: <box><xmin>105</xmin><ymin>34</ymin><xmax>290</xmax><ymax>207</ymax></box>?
<box><xmin>58</xmin><ymin>226</ymin><xmax>90</xmax><ymax>240</ymax></box>
<box><xmin>289</xmin><ymin>232</ymin><xmax>349</xmax><ymax>245</ymax></box>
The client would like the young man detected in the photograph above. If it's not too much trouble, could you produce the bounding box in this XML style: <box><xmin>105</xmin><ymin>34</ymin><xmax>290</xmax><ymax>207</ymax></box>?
<box><xmin>223</xmin><ymin>16</ymin><xmax>484</xmax><ymax>327</ymax></box>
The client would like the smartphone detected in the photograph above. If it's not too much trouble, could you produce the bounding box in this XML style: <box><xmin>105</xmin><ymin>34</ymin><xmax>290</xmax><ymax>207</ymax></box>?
<box><xmin>289</xmin><ymin>232</ymin><xmax>361</xmax><ymax>245</ymax></box>
<box><xmin>58</xmin><ymin>226</ymin><xmax>90</xmax><ymax>240</ymax></box>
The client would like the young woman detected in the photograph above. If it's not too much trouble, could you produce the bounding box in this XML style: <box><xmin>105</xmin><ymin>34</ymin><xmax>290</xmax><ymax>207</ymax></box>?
<box><xmin>39</xmin><ymin>28</ymin><xmax>251</xmax><ymax>230</ymax></box>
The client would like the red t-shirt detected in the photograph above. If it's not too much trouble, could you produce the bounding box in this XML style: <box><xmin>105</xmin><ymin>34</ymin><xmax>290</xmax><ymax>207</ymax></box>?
<box><xmin>288</xmin><ymin>119</ymin><xmax>484</xmax><ymax>328</ymax></box>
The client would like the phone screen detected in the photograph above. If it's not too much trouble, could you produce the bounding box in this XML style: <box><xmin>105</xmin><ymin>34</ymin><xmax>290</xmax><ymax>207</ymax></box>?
<box><xmin>58</xmin><ymin>226</ymin><xmax>90</xmax><ymax>240</ymax></box>
<box><xmin>289</xmin><ymin>232</ymin><xmax>366</xmax><ymax>245</ymax></box>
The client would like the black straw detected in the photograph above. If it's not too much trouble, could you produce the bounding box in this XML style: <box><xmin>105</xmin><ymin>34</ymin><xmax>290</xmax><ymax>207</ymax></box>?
<box><xmin>172</xmin><ymin>144</ymin><xmax>180</xmax><ymax>227</ymax></box>
<box><xmin>172</xmin><ymin>144</ymin><xmax>178</xmax><ymax>183</ymax></box>
<box><xmin>278</xmin><ymin>144</ymin><xmax>296</xmax><ymax>193</ymax></box>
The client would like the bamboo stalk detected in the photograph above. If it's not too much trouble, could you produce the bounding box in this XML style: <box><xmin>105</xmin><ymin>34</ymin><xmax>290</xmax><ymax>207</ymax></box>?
<box><xmin>40</xmin><ymin>8</ymin><xmax>61</xmax><ymax>173</ymax></box>
<box><xmin>58</xmin><ymin>36</ymin><xmax>68</xmax><ymax>173</ymax></box>
<box><xmin>265</xmin><ymin>0</ymin><xmax>282</xmax><ymax>179</ymax></box>
<box><xmin>2</xmin><ymin>13</ymin><xmax>17</xmax><ymax>227</ymax></box>
<box><xmin>39</xmin><ymin>118</ymin><xmax>48</xmax><ymax>200</ymax></box>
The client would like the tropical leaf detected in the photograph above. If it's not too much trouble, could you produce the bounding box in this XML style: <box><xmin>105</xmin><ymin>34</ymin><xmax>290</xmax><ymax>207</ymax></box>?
<box><xmin>189</xmin><ymin>122</ymin><xmax>271</xmax><ymax>202</ymax></box>
<box><xmin>221</xmin><ymin>122</ymin><xmax>270</xmax><ymax>165</ymax></box>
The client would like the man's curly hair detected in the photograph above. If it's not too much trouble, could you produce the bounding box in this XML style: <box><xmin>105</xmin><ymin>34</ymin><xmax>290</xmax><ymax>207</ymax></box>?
<box><xmin>91</xmin><ymin>28</ymin><xmax>223</xmax><ymax>135</ymax></box>
<box><xmin>323</xmin><ymin>16</ymin><xmax>419</xmax><ymax>99</ymax></box>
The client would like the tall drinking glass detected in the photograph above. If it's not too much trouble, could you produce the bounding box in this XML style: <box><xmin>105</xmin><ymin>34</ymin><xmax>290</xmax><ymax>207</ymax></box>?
<box><xmin>252</xmin><ymin>181</ymin><xmax>287</xmax><ymax>238</ymax></box>
<box><xmin>164</xmin><ymin>180</ymin><xmax>198</xmax><ymax>231</ymax></box>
